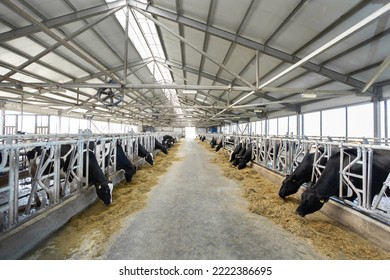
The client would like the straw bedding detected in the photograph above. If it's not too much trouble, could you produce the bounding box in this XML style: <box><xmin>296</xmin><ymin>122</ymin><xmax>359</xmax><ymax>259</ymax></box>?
<box><xmin>202</xmin><ymin>141</ymin><xmax>390</xmax><ymax>259</ymax></box>
<box><xmin>24</xmin><ymin>143</ymin><xmax>182</xmax><ymax>259</ymax></box>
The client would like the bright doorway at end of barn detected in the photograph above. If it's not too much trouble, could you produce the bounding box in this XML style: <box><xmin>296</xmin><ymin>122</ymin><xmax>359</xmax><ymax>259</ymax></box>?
<box><xmin>185</xmin><ymin>127</ymin><xmax>196</xmax><ymax>139</ymax></box>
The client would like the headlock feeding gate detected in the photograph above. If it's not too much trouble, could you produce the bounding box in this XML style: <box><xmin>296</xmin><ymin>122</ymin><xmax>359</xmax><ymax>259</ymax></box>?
<box><xmin>204</xmin><ymin>133</ymin><xmax>390</xmax><ymax>224</ymax></box>
<box><xmin>0</xmin><ymin>131</ymin><xmax>180</xmax><ymax>258</ymax></box>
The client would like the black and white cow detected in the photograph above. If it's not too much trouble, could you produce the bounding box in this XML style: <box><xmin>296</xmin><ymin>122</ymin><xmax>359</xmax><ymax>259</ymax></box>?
<box><xmin>210</xmin><ymin>137</ymin><xmax>217</xmax><ymax>148</ymax></box>
<box><xmin>215</xmin><ymin>139</ymin><xmax>223</xmax><ymax>152</ymax></box>
<box><xmin>233</xmin><ymin>144</ymin><xmax>247</xmax><ymax>166</ymax></box>
<box><xmin>105</xmin><ymin>142</ymin><xmax>137</xmax><ymax>183</ymax></box>
<box><xmin>27</xmin><ymin>144</ymin><xmax>113</xmax><ymax>205</ymax></box>
<box><xmin>155</xmin><ymin>138</ymin><xmax>168</xmax><ymax>154</ymax></box>
<box><xmin>163</xmin><ymin>135</ymin><xmax>176</xmax><ymax>148</ymax></box>
<box><xmin>0</xmin><ymin>150</ymin><xmax>8</xmax><ymax>172</ymax></box>
<box><xmin>229</xmin><ymin>142</ymin><xmax>242</xmax><ymax>162</ymax></box>
<box><xmin>136</xmin><ymin>142</ymin><xmax>154</xmax><ymax>165</ymax></box>
<box><xmin>278</xmin><ymin>148</ymin><xmax>326</xmax><ymax>198</ymax></box>
<box><xmin>237</xmin><ymin>143</ymin><xmax>253</xmax><ymax>170</ymax></box>
<box><xmin>296</xmin><ymin>149</ymin><xmax>390</xmax><ymax>217</ymax></box>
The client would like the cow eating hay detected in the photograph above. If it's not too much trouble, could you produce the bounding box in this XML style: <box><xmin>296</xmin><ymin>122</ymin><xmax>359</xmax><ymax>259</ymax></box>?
<box><xmin>207</xmin><ymin>145</ymin><xmax>390</xmax><ymax>260</ymax></box>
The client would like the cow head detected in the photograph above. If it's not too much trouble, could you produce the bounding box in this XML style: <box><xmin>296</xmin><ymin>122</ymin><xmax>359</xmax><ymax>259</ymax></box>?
<box><xmin>145</xmin><ymin>153</ymin><xmax>154</xmax><ymax>165</ymax></box>
<box><xmin>96</xmin><ymin>182</ymin><xmax>113</xmax><ymax>205</ymax></box>
<box><xmin>161</xmin><ymin>145</ymin><xmax>168</xmax><ymax>154</ymax></box>
<box><xmin>237</xmin><ymin>160</ymin><xmax>246</xmax><ymax>170</ymax></box>
<box><xmin>296</xmin><ymin>187</ymin><xmax>328</xmax><ymax>217</ymax></box>
<box><xmin>124</xmin><ymin>165</ymin><xmax>137</xmax><ymax>182</ymax></box>
<box><xmin>26</xmin><ymin>147</ymin><xmax>44</xmax><ymax>177</ymax></box>
<box><xmin>278</xmin><ymin>174</ymin><xmax>301</xmax><ymax>198</ymax></box>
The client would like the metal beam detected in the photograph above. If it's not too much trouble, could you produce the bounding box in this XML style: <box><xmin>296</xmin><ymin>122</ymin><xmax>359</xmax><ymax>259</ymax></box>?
<box><xmin>160</xmin><ymin>58</ymin><xmax>232</xmax><ymax>85</ymax></box>
<box><xmin>134</xmin><ymin>7</ymin><xmax>256</xmax><ymax>89</ymax></box>
<box><xmin>265</xmin><ymin>0</ymin><xmax>307</xmax><ymax>45</ymax></box>
<box><xmin>74</xmin><ymin>58</ymin><xmax>153</xmax><ymax>83</ymax></box>
<box><xmin>0</xmin><ymin>0</ymin><xmax>127</xmax><ymax>42</ymax></box>
<box><xmin>362</xmin><ymin>53</ymin><xmax>390</xmax><ymax>93</ymax></box>
<box><xmin>123</xmin><ymin>6</ymin><xmax>130</xmax><ymax>83</ymax></box>
<box><xmin>1</xmin><ymin>0</ymin><xmax>120</xmax><ymax>82</ymax></box>
<box><xmin>226</xmin><ymin>3</ymin><xmax>390</xmax><ymax>109</ymax></box>
<box><xmin>128</xmin><ymin>0</ymin><xmax>386</xmax><ymax>92</ymax></box>
<box><xmin>1</xmin><ymin>82</ymin><xmax>357</xmax><ymax>95</ymax></box>
<box><xmin>0</xmin><ymin>82</ymin><xmax>256</xmax><ymax>91</ymax></box>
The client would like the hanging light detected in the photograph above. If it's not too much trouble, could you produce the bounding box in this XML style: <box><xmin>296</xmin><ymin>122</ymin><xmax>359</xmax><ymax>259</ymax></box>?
<box><xmin>301</xmin><ymin>92</ymin><xmax>317</xmax><ymax>98</ymax></box>
<box><xmin>183</xmin><ymin>90</ymin><xmax>197</xmax><ymax>94</ymax></box>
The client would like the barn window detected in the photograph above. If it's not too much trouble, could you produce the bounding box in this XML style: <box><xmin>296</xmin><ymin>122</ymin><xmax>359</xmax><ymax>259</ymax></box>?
<box><xmin>289</xmin><ymin>115</ymin><xmax>297</xmax><ymax>136</ymax></box>
<box><xmin>303</xmin><ymin>111</ymin><xmax>320</xmax><ymax>137</ymax></box>
<box><xmin>322</xmin><ymin>107</ymin><xmax>346</xmax><ymax>138</ymax></box>
<box><xmin>347</xmin><ymin>103</ymin><xmax>373</xmax><ymax>138</ymax></box>
<box><xmin>268</xmin><ymin>118</ymin><xmax>278</xmax><ymax>136</ymax></box>
<box><xmin>278</xmin><ymin>117</ymin><xmax>289</xmax><ymax>136</ymax></box>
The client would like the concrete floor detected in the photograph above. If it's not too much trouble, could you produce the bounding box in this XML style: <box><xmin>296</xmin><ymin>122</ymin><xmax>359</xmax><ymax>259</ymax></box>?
<box><xmin>101</xmin><ymin>138</ymin><xmax>323</xmax><ymax>260</ymax></box>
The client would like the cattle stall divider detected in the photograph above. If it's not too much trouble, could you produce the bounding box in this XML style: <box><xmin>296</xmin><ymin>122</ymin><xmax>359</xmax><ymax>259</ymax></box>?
<box><xmin>201</xmin><ymin>133</ymin><xmax>390</xmax><ymax>224</ymax></box>
<box><xmin>0</xmin><ymin>131</ymin><xmax>180</xmax><ymax>259</ymax></box>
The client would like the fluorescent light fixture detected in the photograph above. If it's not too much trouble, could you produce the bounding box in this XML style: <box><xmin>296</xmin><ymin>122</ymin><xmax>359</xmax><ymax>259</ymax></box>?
<box><xmin>254</xmin><ymin>109</ymin><xmax>263</xmax><ymax>113</ymax></box>
<box><xmin>301</xmin><ymin>93</ymin><xmax>317</xmax><ymax>98</ymax></box>
<box><xmin>183</xmin><ymin>89</ymin><xmax>197</xmax><ymax>94</ymax></box>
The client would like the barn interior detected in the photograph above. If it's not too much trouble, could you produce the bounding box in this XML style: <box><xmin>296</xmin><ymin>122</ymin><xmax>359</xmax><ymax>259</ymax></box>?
<box><xmin>0</xmin><ymin>0</ymin><xmax>389</xmax><ymax>131</ymax></box>
<box><xmin>0</xmin><ymin>0</ymin><xmax>390</xmax><ymax>262</ymax></box>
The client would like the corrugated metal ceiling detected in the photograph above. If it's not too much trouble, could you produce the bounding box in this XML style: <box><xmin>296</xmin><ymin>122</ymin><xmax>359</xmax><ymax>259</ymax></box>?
<box><xmin>0</xmin><ymin>0</ymin><xmax>389</xmax><ymax>128</ymax></box>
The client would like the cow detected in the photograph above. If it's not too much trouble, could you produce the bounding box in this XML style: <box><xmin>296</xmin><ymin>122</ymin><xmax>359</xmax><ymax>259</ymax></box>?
<box><xmin>237</xmin><ymin>143</ymin><xmax>253</xmax><ymax>170</ymax></box>
<box><xmin>26</xmin><ymin>144</ymin><xmax>113</xmax><ymax>205</ymax></box>
<box><xmin>105</xmin><ymin>142</ymin><xmax>137</xmax><ymax>183</ymax></box>
<box><xmin>233</xmin><ymin>144</ymin><xmax>247</xmax><ymax>166</ymax></box>
<box><xmin>210</xmin><ymin>137</ymin><xmax>217</xmax><ymax>148</ymax></box>
<box><xmin>215</xmin><ymin>139</ymin><xmax>223</xmax><ymax>152</ymax></box>
<box><xmin>0</xmin><ymin>151</ymin><xmax>8</xmax><ymax>173</ymax></box>
<box><xmin>163</xmin><ymin>135</ymin><xmax>176</xmax><ymax>148</ymax></box>
<box><xmin>229</xmin><ymin>142</ymin><xmax>242</xmax><ymax>162</ymax></box>
<box><xmin>296</xmin><ymin>149</ymin><xmax>390</xmax><ymax>217</ymax></box>
<box><xmin>155</xmin><ymin>138</ymin><xmax>168</xmax><ymax>154</ymax></box>
<box><xmin>278</xmin><ymin>148</ymin><xmax>326</xmax><ymax>198</ymax></box>
<box><xmin>135</xmin><ymin>142</ymin><xmax>154</xmax><ymax>165</ymax></box>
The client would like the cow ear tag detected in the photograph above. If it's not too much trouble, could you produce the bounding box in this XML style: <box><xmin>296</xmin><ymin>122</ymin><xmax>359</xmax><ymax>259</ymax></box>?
<box><xmin>319</xmin><ymin>199</ymin><xmax>325</xmax><ymax>203</ymax></box>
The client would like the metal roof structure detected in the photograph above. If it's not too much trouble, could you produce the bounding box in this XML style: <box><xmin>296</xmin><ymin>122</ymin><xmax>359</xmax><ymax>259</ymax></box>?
<box><xmin>0</xmin><ymin>0</ymin><xmax>390</xmax><ymax>128</ymax></box>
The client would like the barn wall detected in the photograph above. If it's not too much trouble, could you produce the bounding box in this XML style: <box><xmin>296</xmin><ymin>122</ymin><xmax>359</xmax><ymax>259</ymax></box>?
<box><xmin>173</xmin><ymin>127</ymin><xmax>184</xmax><ymax>135</ymax></box>
<box><xmin>196</xmin><ymin>128</ymin><xmax>207</xmax><ymax>135</ymax></box>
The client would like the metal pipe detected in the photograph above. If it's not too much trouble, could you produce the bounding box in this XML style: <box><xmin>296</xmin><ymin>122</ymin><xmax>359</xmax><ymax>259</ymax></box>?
<box><xmin>231</xmin><ymin>3</ymin><xmax>390</xmax><ymax>106</ymax></box>
<box><xmin>256</xmin><ymin>50</ymin><xmax>259</xmax><ymax>89</ymax></box>
<box><xmin>1</xmin><ymin>0</ymin><xmax>121</xmax><ymax>83</ymax></box>
<box><xmin>0</xmin><ymin>82</ymin><xmax>253</xmax><ymax>91</ymax></box>
<box><xmin>123</xmin><ymin>6</ymin><xmax>130</xmax><ymax>83</ymax></box>
<box><xmin>362</xmin><ymin>52</ymin><xmax>390</xmax><ymax>93</ymax></box>
<box><xmin>134</xmin><ymin>7</ymin><xmax>256</xmax><ymax>89</ymax></box>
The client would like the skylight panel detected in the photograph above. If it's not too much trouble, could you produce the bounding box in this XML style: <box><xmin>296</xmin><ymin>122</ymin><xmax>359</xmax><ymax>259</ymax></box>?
<box><xmin>106</xmin><ymin>2</ymin><xmax>183</xmax><ymax>116</ymax></box>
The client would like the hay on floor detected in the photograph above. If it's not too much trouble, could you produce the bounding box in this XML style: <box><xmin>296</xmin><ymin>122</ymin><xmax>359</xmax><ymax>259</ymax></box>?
<box><xmin>24</xmin><ymin>142</ymin><xmax>182</xmax><ymax>259</ymax></box>
<box><xmin>202</xmin><ymin>140</ymin><xmax>390</xmax><ymax>260</ymax></box>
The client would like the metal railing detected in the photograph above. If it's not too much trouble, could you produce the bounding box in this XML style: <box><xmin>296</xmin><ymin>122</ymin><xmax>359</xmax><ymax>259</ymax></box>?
<box><xmin>201</xmin><ymin>133</ymin><xmax>390</xmax><ymax>224</ymax></box>
<box><xmin>0</xmin><ymin>131</ymin><xmax>181</xmax><ymax>234</ymax></box>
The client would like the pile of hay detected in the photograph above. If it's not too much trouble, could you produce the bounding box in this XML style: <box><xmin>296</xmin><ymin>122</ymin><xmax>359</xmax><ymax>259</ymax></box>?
<box><xmin>204</xmin><ymin>142</ymin><xmax>390</xmax><ymax>260</ymax></box>
<box><xmin>24</xmin><ymin>142</ymin><xmax>182</xmax><ymax>259</ymax></box>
